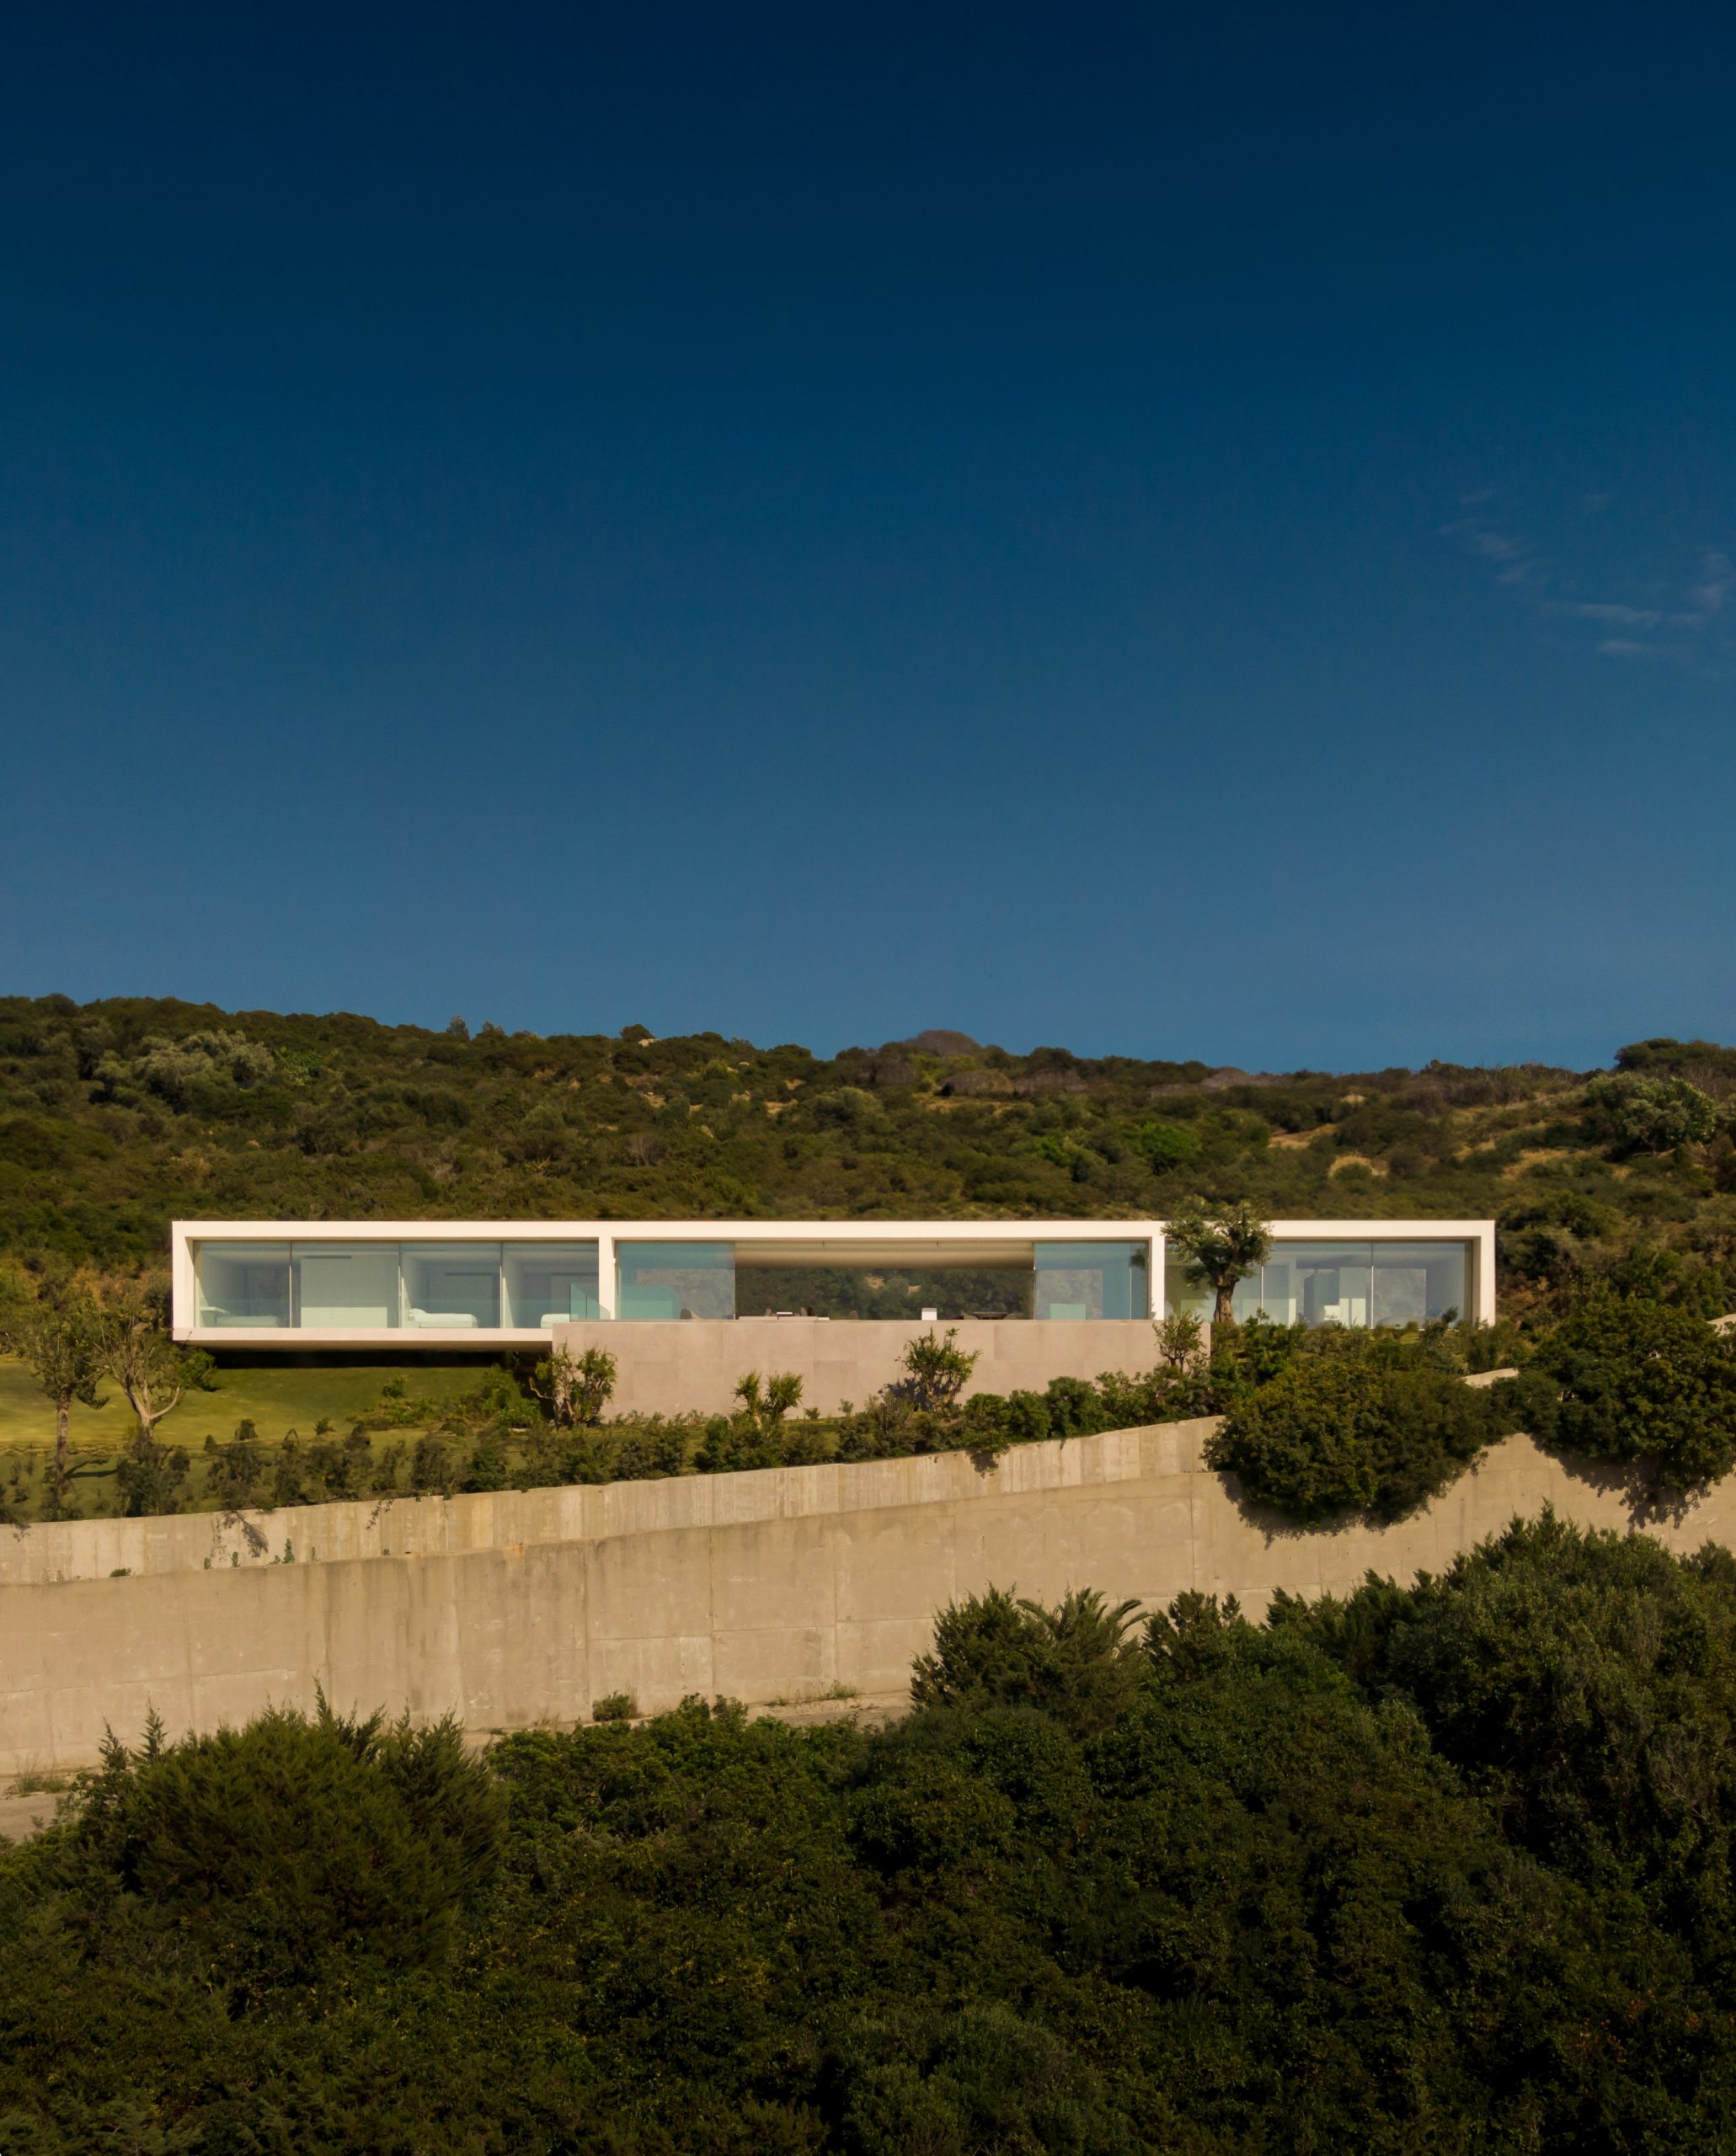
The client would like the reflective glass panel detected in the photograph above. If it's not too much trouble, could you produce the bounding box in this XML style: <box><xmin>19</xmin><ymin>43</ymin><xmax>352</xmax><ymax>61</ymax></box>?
<box><xmin>195</xmin><ymin>1241</ymin><xmax>291</xmax><ymax>1328</ymax></box>
<box><xmin>1370</xmin><ymin>1241</ymin><xmax>1468</xmax><ymax>1326</ymax></box>
<box><xmin>293</xmin><ymin>1241</ymin><xmax>400</xmax><ymax>1328</ymax></box>
<box><xmin>1279</xmin><ymin>1240</ymin><xmax>1374</xmax><ymax>1326</ymax></box>
<box><xmin>617</xmin><ymin>1241</ymin><xmax>734</xmax><ymax>1320</ymax></box>
<box><xmin>1034</xmin><ymin>1241</ymin><xmax>1147</xmax><ymax>1321</ymax></box>
<box><xmin>401</xmin><ymin>1242</ymin><xmax>501</xmax><ymax>1329</ymax></box>
<box><xmin>735</xmin><ymin>1265</ymin><xmax>1032</xmax><ymax>1320</ymax></box>
<box><xmin>502</xmin><ymin>1241</ymin><xmax>601</xmax><ymax>1326</ymax></box>
<box><xmin>1162</xmin><ymin>1253</ymin><xmax>1214</xmax><ymax>1323</ymax></box>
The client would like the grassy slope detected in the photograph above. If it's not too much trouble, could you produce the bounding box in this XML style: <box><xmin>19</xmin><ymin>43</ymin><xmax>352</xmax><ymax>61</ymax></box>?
<box><xmin>0</xmin><ymin>1356</ymin><xmax>484</xmax><ymax>1454</ymax></box>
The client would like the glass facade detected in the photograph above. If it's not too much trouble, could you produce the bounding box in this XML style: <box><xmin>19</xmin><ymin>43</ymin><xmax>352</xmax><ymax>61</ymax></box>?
<box><xmin>189</xmin><ymin>1230</ymin><xmax>1472</xmax><ymax>1333</ymax></box>
<box><xmin>191</xmin><ymin>1239</ymin><xmax>599</xmax><ymax>1331</ymax></box>
<box><xmin>1034</xmin><ymin>1241</ymin><xmax>1149</xmax><ymax>1321</ymax></box>
<box><xmin>617</xmin><ymin>1241</ymin><xmax>735</xmax><ymax>1321</ymax></box>
<box><xmin>1164</xmin><ymin>1239</ymin><xmax>1470</xmax><ymax>1327</ymax></box>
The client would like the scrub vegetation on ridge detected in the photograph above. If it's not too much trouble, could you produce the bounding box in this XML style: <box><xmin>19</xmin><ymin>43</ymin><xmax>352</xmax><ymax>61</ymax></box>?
<box><xmin>5</xmin><ymin>997</ymin><xmax>1736</xmax><ymax>1527</ymax></box>
<box><xmin>3</xmin><ymin>995</ymin><xmax>1734</xmax><ymax>1295</ymax></box>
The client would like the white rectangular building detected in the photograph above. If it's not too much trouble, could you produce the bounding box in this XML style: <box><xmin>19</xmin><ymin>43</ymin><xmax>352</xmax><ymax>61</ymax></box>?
<box><xmin>171</xmin><ymin>1218</ymin><xmax>1496</xmax><ymax>1348</ymax></box>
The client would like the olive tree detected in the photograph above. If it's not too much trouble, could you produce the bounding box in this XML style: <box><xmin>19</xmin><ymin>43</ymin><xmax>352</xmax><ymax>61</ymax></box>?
<box><xmin>1167</xmin><ymin>1201</ymin><xmax>1273</xmax><ymax>1329</ymax></box>
<box><xmin>2</xmin><ymin>1269</ymin><xmax>107</xmax><ymax>1508</ymax></box>
<box><xmin>95</xmin><ymin>1283</ymin><xmax>211</xmax><ymax>1459</ymax></box>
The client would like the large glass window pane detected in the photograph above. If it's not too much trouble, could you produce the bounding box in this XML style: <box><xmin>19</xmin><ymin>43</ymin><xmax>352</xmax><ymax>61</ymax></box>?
<box><xmin>402</xmin><ymin>1242</ymin><xmax>501</xmax><ymax>1329</ymax></box>
<box><xmin>1034</xmin><ymin>1241</ymin><xmax>1147</xmax><ymax>1321</ymax></box>
<box><xmin>1370</xmin><ymin>1241</ymin><xmax>1468</xmax><ymax>1326</ymax></box>
<box><xmin>293</xmin><ymin>1241</ymin><xmax>401</xmax><ymax>1328</ymax></box>
<box><xmin>617</xmin><ymin>1241</ymin><xmax>734</xmax><ymax>1320</ymax></box>
<box><xmin>502</xmin><ymin>1241</ymin><xmax>601</xmax><ymax>1326</ymax></box>
<box><xmin>195</xmin><ymin>1241</ymin><xmax>291</xmax><ymax>1328</ymax></box>
<box><xmin>1162</xmin><ymin>1252</ymin><xmax>1213</xmax><ymax>1322</ymax></box>
<box><xmin>1274</xmin><ymin>1240</ymin><xmax>1374</xmax><ymax>1326</ymax></box>
<box><xmin>1256</xmin><ymin>1253</ymin><xmax>1297</xmax><ymax>1324</ymax></box>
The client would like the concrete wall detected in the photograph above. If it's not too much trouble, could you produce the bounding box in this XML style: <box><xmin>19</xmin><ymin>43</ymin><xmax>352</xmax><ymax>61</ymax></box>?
<box><xmin>4</xmin><ymin>1420</ymin><xmax>1733</xmax><ymax>1777</ymax></box>
<box><xmin>548</xmin><ymin>1315</ymin><xmax>1164</xmax><ymax>1416</ymax></box>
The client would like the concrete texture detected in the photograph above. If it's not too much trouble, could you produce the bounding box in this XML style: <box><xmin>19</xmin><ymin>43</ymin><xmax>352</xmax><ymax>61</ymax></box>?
<box><xmin>549</xmin><ymin>1314</ymin><xmax>1167</xmax><ymax>1416</ymax></box>
<box><xmin>3</xmin><ymin>1419</ymin><xmax>1732</xmax><ymax>1777</ymax></box>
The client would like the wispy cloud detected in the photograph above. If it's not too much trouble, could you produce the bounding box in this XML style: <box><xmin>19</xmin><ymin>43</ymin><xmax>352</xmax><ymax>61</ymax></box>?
<box><xmin>1442</xmin><ymin>494</ymin><xmax>1736</xmax><ymax>678</ymax></box>
<box><xmin>1557</xmin><ymin>602</ymin><xmax>1663</xmax><ymax>627</ymax></box>
<box><xmin>1440</xmin><ymin>499</ymin><xmax>1539</xmax><ymax>587</ymax></box>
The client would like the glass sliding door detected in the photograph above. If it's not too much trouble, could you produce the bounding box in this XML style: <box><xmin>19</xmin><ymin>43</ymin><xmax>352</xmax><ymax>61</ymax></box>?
<box><xmin>292</xmin><ymin>1241</ymin><xmax>400</xmax><ymax>1328</ymax></box>
<box><xmin>401</xmin><ymin>1243</ymin><xmax>502</xmax><ymax>1330</ymax></box>
<box><xmin>195</xmin><ymin>1241</ymin><xmax>291</xmax><ymax>1328</ymax></box>
<box><xmin>502</xmin><ymin>1241</ymin><xmax>601</xmax><ymax>1326</ymax></box>
<box><xmin>1163</xmin><ymin>1237</ymin><xmax>1472</xmax><ymax>1328</ymax></box>
<box><xmin>617</xmin><ymin>1241</ymin><xmax>734</xmax><ymax>1319</ymax></box>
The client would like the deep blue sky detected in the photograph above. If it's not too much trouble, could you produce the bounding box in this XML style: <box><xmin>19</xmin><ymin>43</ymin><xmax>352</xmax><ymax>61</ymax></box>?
<box><xmin>3</xmin><ymin>3</ymin><xmax>1733</xmax><ymax>1070</ymax></box>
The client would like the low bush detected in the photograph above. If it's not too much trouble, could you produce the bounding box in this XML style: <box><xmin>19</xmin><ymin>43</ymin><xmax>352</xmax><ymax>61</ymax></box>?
<box><xmin>1207</xmin><ymin>1354</ymin><xmax>1497</xmax><ymax>1521</ymax></box>
<box><xmin>1513</xmin><ymin>1295</ymin><xmax>1736</xmax><ymax>1491</ymax></box>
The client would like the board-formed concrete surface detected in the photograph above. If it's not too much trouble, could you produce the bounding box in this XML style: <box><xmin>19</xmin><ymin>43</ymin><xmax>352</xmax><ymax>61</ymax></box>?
<box><xmin>2</xmin><ymin>1418</ymin><xmax>1730</xmax><ymax>1776</ymax></box>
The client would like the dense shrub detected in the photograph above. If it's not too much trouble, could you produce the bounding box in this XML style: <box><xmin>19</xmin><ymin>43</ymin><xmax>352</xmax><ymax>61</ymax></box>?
<box><xmin>61</xmin><ymin>1701</ymin><xmax>501</xmax><ymax>2000</ymax></box>
<box><xmin>1290</xmin><ymin>1513</ymin><xmax>1736</xmax><ymax>1988</ymax></box>
<box><xmin>1206</xmin><ymin>1353</ymin><xmax>1496</xmax><ymax>1520</ymax></box>
<box><xmin>1514</xmin><ymin>1294</ymin><xmax>1736</xmax><ymax>1490</ymax></box>
<box><xmin>910</xmin><ymin>1586</ymin><xmax>1145</xmax><ymax>1735</ymax></box>
<box><xmin>1585</xmin><ymin>1069</ymin><xmax>1722</xmax><ymax>1154</ymax></box>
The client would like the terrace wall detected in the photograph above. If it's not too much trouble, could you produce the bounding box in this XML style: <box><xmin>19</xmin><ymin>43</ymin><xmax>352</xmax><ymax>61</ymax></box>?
<box><xmin>3</xmin><ymin>1420</ymin><xmax>1733</xmax><ymax>1778</ymax></box>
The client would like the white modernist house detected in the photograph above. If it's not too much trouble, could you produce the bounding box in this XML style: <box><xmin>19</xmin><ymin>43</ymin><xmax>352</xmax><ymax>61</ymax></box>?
<box><xmin>171</xmin><ymin>1218</ymin><xmax>1496</xmax><ymax>1348</ymax></box>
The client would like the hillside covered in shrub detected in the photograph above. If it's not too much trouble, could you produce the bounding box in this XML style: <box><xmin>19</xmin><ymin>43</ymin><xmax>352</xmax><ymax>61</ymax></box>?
<box><xmin>4</xmin><ymin>1517</ymin><xmax>1736</xmax><ymax>2151</ymax></box>
<box><xmin>5</xmin><ymin>996</ymin><xmax>1736</xmax><ymax>1324</ymax></box>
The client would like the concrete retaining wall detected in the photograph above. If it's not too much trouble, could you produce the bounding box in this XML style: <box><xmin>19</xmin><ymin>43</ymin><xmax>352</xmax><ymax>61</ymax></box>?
<box><xmin>3</xmin><ymin>1421</ymin><xmax>1730</xmax><ymax>1777</ymax></box>
<box><xmin>548</xmin><ymin>1315</ymin><xmax>1164</xmax><ymax>1416</ymax></box>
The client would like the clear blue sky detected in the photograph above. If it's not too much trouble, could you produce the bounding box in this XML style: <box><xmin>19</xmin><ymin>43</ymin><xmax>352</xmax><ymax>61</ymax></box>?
<box><xmin>3</xmin><ymin>3</ymin><xmax>1733</xmax><ymax>1070</ymax></box>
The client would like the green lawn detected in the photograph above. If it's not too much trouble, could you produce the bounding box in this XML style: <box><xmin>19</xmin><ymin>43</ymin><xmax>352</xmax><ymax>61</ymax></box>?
<box><xmin>0</xmin><ymin>1355</ymin><xmax>487</xmax><ymax>1458</ymax></box>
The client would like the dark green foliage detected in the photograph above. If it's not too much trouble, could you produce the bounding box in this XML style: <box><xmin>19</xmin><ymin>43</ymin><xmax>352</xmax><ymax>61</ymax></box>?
<box><xmin>8</xmin><ymin>1530</ymin><xmax>1736</xmax><ymax>2144</ymax></box>
<box><xmin>1520</xmin><ymin>1295</ymin><xmax>1736</xmax><ymax>1489</ymax></box>
<box><xmin>61</xmin><ymin>1700</ymin><xmax>501</xmax><ymax>2001</ymax></box>
<box><xmin>1292</xmin><ymin>1514</ymin><xmax>1736</xmax><ymax>1992</ymax></box>
<box><xmin>612</xmin><ymin>1425</ymin><xmax>689</xmax><ymax>1480</ymax></box>
<box><xmin>910</xmin><ymin>1586</ymin><xmax>1145</xmax><ymax>1734</ymax></box>
<box><xmin>112</xmin><ymin>1436</ymin><xmax>190</xmax><ymax>1516</ymax></box>
<box><xmin>1207</xmin><ymin>1350</ymin><xmax>1497</xmax><ymax>1520</ymax></box>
